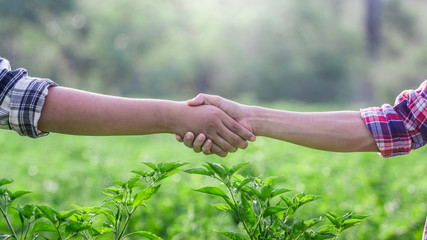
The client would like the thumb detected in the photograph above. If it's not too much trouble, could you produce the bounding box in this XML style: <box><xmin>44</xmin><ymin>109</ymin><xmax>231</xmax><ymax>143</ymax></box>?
<box><xmin>188</xmin><ymin>94</ymin><xmax>222</xmax><ymax>107</ymax></box>
<box><xmin>187</xmin><ymin>94</ymin><xmax>206</xmax><ymax>106</ymax></box>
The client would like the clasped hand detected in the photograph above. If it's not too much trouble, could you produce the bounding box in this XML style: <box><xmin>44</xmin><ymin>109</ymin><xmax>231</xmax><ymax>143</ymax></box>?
<box><xmin>176</xmin><ymin>94</ymin><xmax>254</xmax><ymax>157</ymax></box>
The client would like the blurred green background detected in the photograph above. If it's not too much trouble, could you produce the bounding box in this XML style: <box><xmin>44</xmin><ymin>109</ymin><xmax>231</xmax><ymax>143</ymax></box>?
<box><xmin>1</xmin><ymin>0</ymin><xmax>427</xmax><ymax>239</ymax></box>
<box><xmin>2</xmin><ymin>0</ymin><xmax>427</xmax><ymax>104</ymax></box>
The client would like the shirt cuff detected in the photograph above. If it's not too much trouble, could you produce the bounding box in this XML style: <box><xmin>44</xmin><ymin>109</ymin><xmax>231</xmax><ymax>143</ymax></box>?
<box><xmin>360</xmin><ymin>106</ymin><xmax>412</xmax><ymax>157</ymax></box>
<box><xmin>9</xmin><ymin>76</ymin><xmax>58</xmax><ymax>138</ymax></box>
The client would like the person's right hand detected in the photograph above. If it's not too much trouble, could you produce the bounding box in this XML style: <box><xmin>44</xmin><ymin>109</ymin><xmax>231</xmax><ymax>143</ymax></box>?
<box><xmin>176</xmin><ymin>94</ymin><xmax>255</xmax><ymax>155</ymax></box>
<box><xmin>174</xmin><ymin>103</ymin><xmax>254</xmax><ymax>157</ymax></box>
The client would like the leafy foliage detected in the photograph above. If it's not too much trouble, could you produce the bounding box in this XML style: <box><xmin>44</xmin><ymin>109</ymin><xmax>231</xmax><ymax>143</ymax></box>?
<box><xmin>0</xmin><ymin>160</ymin><xmax>368</xmax><ymax>240</ymax></box>
<box><xmin>186</xmin><ymin>162</ymin><xmax>368</xmax><ymax>240</ymax></box>
<box><xmin>0</xmin><ymin>162</ymin><xmax>186</xmax><ymax>240</ymax></box>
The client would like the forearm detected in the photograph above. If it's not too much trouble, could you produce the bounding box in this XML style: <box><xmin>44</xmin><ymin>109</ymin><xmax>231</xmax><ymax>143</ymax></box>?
<box><xmin>249</xmin><ymin>106</ymin><xmax>379</xmax><ymax>152</ymax></box>
<box><xmin>38</xmin><ymin>86</ymin><xmax>182</xmax><ymax>135</ymax></box>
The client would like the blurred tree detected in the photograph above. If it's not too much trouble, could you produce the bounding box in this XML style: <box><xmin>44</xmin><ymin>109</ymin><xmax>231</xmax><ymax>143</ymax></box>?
<box><xmin>0</xmin><ymin>0</ymin><xmax>76</xmax><ymax>59</ymax></box>
<box><xmin>365</xmin><ymin>0</ymin><xmax>382</xmax><ymax>60</ymax></box>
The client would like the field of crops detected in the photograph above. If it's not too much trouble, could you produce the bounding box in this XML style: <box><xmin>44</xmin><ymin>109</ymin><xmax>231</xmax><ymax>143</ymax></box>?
<box><xmin>1</xmin><ymin>117</ymin><xmax>427</xmax><ymax>239</ymax></box>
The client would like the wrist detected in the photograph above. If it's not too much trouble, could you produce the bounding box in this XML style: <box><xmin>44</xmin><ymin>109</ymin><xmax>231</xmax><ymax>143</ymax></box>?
<box><xmin>247</xmin><ymin>105</ymin><xmax>263</xmax><ymax>136</ymax></box>
<box><xmin>162</xmin><ymin>101</ymin><xmax>187</xmax><ymax>134</ymax></box>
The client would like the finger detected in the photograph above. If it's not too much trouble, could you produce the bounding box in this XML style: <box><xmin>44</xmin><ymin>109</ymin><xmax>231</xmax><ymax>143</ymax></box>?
<box><xmin>210</xmin><ymin>143</ymin><xmax>228</xmax><ymax>157</ymax></box>
<box><xmin>222</xmin><ymin>117</ymin><xmax>256</xmax><ymax>143</ymax></box>
<box><xmin>193</xmin><ymin>134</ymin><xmax>207</xmax><ymax>153</ymax></box>
<box><xmin>183</xmin><ymin>132</ymin><xmax>195</xmax><ymax>148</ymax></box>
<box><xmin>175</xmin><ymin>134</ymin><xmax>184</xmax><ymax>142</ymax></box>
<box><xmin>201</xmin><ymin>139</ymin><xmax>213</xmax><ymax>155</ymax></box>
<box><xmin>211</xmin><ymin>132</ymin><xmax>238</xmax><ymax>153</ymax></box>
<box><xmin>215</xmin><ymin>119</ymin><xmax>249</xmax><ymax>150</ymax></box>
<box><xmin>187</xmin><ymin>94</ymin><xmax>206</xmax><ymax>106</ymax></box>
<box><xmin>188</xmin><ymin>94</ymin><xmax>222</xmax><ymax>107</ymax></box>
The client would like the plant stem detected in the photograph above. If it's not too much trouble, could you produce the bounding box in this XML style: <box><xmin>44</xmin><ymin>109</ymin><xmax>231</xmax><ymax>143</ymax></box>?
<box><xmin>23</xmin><ymin>220</ymin><xmax>31</xmax><ymax>240</ymax></box>
<box><xmin>114</xmin><ymin>205</ymin><xmax>123</xmax><ymax>240</ymax></box>
<box><xmin>117</xmin><ymin>209</ymin><xmax>133</xmax><ymax>240</ymax></box>
<box><xmin>56</xmin><ymin>223</ymin><xmax>64</xmax><ymax>240</ymax></box>
<box><xmin>250</xmin><ymin>202</ymin><xmax>265</xmax><ymax>237</ymax></box>
<box><xmin>227</xmin><ymin>186</ymin><xmax>254</xmax><ymax>240</ymax></box>
<box><xmin>0</xmin><ymin>205</ymin><xmax>18</xmax><ymax>239</ymax></box>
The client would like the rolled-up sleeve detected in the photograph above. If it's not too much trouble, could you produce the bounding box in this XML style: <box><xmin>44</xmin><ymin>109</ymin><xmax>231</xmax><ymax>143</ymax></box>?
<box><xmin>0</xmin><ymin>58</ymin><xmax>57</xmax><ymax>138</ymax></box>
<box><xmin>361</xmin><ymin>81</ymin><xmax>427</xmax><ymax>157</ymax></box>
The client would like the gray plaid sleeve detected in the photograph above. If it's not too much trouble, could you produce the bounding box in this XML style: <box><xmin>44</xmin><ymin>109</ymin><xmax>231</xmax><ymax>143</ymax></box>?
<box><xmin>1</xmin><ymin>58</ymin><xmax>58</xmax><ymax>138</ymax></box>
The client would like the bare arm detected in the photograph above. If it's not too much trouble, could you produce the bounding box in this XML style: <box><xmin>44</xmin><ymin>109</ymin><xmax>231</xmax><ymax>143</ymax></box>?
<box><xmin>38</xmin><ymin>87</ymin><xmax>255</xmax><ymax>156</ymax></box>
<box><xmin>248</xmin><ymin>106</ymin><xmax>378</xmax><ymax>152</ymax></box>
<box><xmin>178</xmin><ymin>94</ymin><xmax>379</xmax><ymax>153</ymax></box>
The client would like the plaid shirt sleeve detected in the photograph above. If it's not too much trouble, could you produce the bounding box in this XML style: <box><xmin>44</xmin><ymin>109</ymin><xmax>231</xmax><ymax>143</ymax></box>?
<box><xmin>361</xmin><ymin>80</ymin><xmax>427</xmax><ymax>157</ymax></box>
<box><xmin>0</xmin><ymin>57</ymin><xmax>58</xmax><ymax>138</ymax></box>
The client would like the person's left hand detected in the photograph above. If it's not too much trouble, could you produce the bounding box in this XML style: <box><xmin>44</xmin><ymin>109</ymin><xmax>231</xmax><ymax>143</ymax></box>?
<box><xmin>176</xmin><ymin>94</ymin><xmax>255</xmax><ymax>156</ymax></box>
<box><xmin>176</xmin><ymin>132</ymin><xmax>213</xmax><ymax>155</ymax></box>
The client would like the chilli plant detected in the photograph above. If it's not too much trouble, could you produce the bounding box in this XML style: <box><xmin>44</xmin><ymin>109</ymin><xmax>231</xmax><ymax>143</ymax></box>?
<box><xmin>185</xmin><ymin>162</ymin><xmax>368</xmax><ymax>240</ymax></box>
<box><xmin>0</xmin><ymin>161</ymin><xmax>187</xmax><ymax>240</ymax></box>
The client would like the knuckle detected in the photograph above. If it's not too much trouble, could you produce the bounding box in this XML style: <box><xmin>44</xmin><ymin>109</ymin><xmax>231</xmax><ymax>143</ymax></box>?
<box><xmin>230</xmin><ymin>135</ymin><xmax>243</xmax><ymax>146</ymax></box>
<box><xmin>231</xmin><ymin>122</ymin><xmax>240</xmax><ymax>133</ymax></box>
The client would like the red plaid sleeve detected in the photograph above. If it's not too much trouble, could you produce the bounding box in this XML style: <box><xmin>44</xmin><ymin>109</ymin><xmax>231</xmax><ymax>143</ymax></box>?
<box><xmin>361</xmin><ymin>81</ymin><xmax>427</xmax><ymax>157</ymax></box>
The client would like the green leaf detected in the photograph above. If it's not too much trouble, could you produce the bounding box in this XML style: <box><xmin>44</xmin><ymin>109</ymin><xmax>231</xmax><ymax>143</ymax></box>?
<box><xmin>0</xmin><ymin>179</ymin><xmax>13</xmax><ymax>187</ymax></box>
<box><xmin>271</xmin><ymin>188</ymin><xmax>290</xmax><ymax>198</ymax></box>
<box><xmin>100</xmin><ymin>208</ymin><xmax>116</xmax><ymax>225</ymax></box>
<box><xmin>292</xmin><ymin>219</ymin><xmax>307</xmax><ymax>233</ymax></box>
<box><xmin>240</xmin><ymin>194</ymin><xmax>256</xmax><ymax>227</ymax></box>
<box><xmin>142</xmin><ymin>162</ymin><xmax>157</xmax><ymax>170</ymax></box>
<box><xmin>215</xmin><ymin>231</ymin><xmax>249</xmax><ymax>240</ymax></box>
<box><xmin>299</xmin><ymin>195</ymin><xmax>320</xmax><ymax>206</ymax></box>
<box><xmin>14</xmin><ymin>206</ymin><xmax>25</xmax><ymax>224</ymax></box>
<box><xmin>23</xmin><ymin>204</ymin><xmax>35</xmax><ymax>218</ymax></box>
<box><xmin>157</xmin><ymin>169</ymin><xmax>180</xmax><ymax>181</ymax></box>
<box><xmin>104</xmin><ymin>187</ymin><xmax>121</xmax><ymax>195</ymax></box>
<box><xmin>65</xmin><ymin>222</ymin><xmax>91</xmax><ymax>234</ymax></box>
<box><xmin>124</xmin><ymin>231</ymin><xmax>162</xmax><ymax>240</ymax></box>
<box><xmin>32</xmin><ymin>221</ymin><xmax>57</xmax><ymax>233</ymax></box>
<box><xmin>89</xmin><ymin>227</ymin><xmax>115</xmax><ymax>236</ymax></box>
<box><xmin>249</xmin><ymin>188</ymin><xmax>261</xmax><ymax>200</ymax></box>
<box><xmin>131</xmin><ymin>170</ymin><xmax>148</xmax><ymax>177</ymax></box>
<box><xmin>212</xmin><ymin>203</ymin><xmax>239</xmax><ymax>219</ymax></box>
<box><xmin>236</xmin><ymin>179</ymin><xmax>252</xmax><ymax>192</ymax></box>
<box><xmin>212</xmin><ymin>203</ymin><xmax>232</xmax><ymax>211</ymax></box>
<box><xmin>127</xmin><ymin>177</ymin><xmax>141</xmax><ymax>189</ymax></box>
<box><xmin>340</xmin><ymin>218</ymin><xmax>367</xmax><ymax>232</ymax></box>
<box><xmin>60</xmin><ymin>209</ymin><xmax>79</xmax><ymax>220</ymax></box>
<box><xmin>37</xmin><ymin>206</ymin><xmax>61</xmax><ymax>224</ymax></box>
<box><xmin>158</xmin><ymin>162</ymin><xmax>187</xmax><ymax>174</ymax></box>
<box><xmin>313</xmin><ymin>232</ymin><xmax>337</xmax><ymax>240</ymax></box>
<box><xmin>195</xmin><ymin>187</ymin><xmax>229</xmax><ymax>199</ymax></box>
<box><xmin>184</xmin><ymin>168</ymin><xmax>211</xmax><ymax>176</ymax></box>
<box><xmin>233</xmin><ymin>174</ymin><xmax>245</xmax><ymax>182</ymax></box>
<box><xmin>229</xmin><ymin>163</ymin><xmax>249</xmax><ymax>175</ymax></box>
<box><xmin>133</xmin><ymin>185</ymin><xmax>161</xmax><ymax>209</ymax></box>
<box><xmin>260</xmin><ymin>185</ymin><xmax>273</xmax><ymax>201</ymax></box>
<box><xmin>305</xmin><ymin>217</ymin><xmax>322</xmax><ymax>228</ymax></box>
<box><xmin>11</xmin><ymin>190</ymin><xmax>31</xmax><ymax>201</ymax></box>
<box><xmin>280</xmin><ymin>196</ymin><xmax>292</xmax><ymax>206</ymax></box>
<box><xmin>262</xmin><ymin>176</ymin><xmax>279</xmax><ymax>185</ymax></box>
<box><xmin>324</xmin><ymin>212</ymin><xmax>340</xmax><ymax>228</ymax></box>
<box><xmin>112</xmin><ymin>180</ymin><xmax>126</xmax><ymax>187</ymax></box>
<box><xmin>13</xmin><ymin>204</ymin><xmax>35</xmax><ymax>221</ymax></box>
<box><xmin>263</xmin><ymin>207</ymin><xmax>287</xmax><ymax>217</ymax></box>
<box><xmin>207</xmin><ymin>162</ymin><xmax>229</xmax><ymax>180</ymax></box>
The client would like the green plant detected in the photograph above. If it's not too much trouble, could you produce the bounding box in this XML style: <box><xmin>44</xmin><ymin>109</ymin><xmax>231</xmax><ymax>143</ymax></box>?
<box><xmin>0</xmin><ymin>161</ymin><xmax>187</xmax><ymax>240</ymax></box>
<box><xmin>185</xmin><ymin>162</ymin><xmax>368</xmax><ymax>240</ymax></box>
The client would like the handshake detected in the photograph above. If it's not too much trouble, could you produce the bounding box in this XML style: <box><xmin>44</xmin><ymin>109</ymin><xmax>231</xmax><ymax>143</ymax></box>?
<box><xmin>175</xmin><ymin>94</ymin><xmax>256</xmax><ymax>157</ymax></box>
